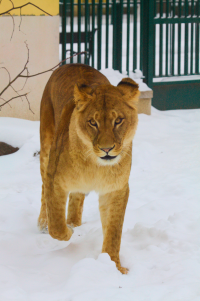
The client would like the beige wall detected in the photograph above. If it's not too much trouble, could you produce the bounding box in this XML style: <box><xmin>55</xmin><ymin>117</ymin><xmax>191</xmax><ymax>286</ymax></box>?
<box><xmin>0</xmin><ymin>16</ymin><xmax>59</xmax><ymax>120</ymax></box>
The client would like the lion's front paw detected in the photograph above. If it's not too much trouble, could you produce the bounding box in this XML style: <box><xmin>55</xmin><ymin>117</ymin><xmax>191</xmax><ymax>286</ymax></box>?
<box><xmin>49</xmin><ymin>224</ymin><xmax>74</xmax><ymax>241</ymax></box>
<box><xmin>38</xmin><ymin>218</ymin><xmax>48</xmax><ymax>234</ymax></box>
<box><xmin>117</xmin><ymin>266</ymin><xmax>129</xmax><ymax>274</ymax></box>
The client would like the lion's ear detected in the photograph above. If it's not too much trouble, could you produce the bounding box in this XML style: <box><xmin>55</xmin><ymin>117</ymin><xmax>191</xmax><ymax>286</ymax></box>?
<box><xmin>117</xmin><ymin>78</ymin><xmax>140</xmax><ymax>107</ymax></box>
<box><xmin>74</xmin><ymin>83</ymin><xmax>94</xmax><ymax>111</ymax></box>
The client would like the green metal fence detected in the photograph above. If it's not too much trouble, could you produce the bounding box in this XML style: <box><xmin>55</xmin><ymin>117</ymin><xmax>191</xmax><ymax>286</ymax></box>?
<box><xmin>145</xmin><ymin>0</ymin><xmax>200</xmax><ymax>110</ymax></box>
<box><xmin>144</xmin><ymin>0</ymin><xmax>200</xmax><ymax>84</ymax></box>
<box><xmin>60</xmin><ymin>0</ymin><xmax>200</xmax><ymax>110</ymax></box>
<box><xmin>60</xmin><ymin>0</ymin><xmax>142</xmax><ymax>75</ymax></box>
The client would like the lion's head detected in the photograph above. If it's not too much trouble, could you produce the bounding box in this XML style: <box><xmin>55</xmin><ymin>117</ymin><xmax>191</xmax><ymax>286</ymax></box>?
<box><xmin>73</xmin><ymin>78</ymin><xmax>140</xmax><ymax>165</ymax></box>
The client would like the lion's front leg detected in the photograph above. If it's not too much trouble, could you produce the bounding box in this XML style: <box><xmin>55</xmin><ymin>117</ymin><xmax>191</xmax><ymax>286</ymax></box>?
<box><xmin>99</xmin><ymin>184</ymin><xmax>129</xmax><ymax>274</ymax></box>
<box><xmin>45</xmin><ymin>176</ymin><xmax>73</xmax><ymax>241</ymax></box>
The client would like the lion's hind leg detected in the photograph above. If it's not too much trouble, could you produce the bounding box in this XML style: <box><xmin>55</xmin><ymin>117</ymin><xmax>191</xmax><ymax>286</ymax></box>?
<box><xmin>66</xmin><ymin>193</ymin><xmax>85</xmax><ymax>227</ymax></box>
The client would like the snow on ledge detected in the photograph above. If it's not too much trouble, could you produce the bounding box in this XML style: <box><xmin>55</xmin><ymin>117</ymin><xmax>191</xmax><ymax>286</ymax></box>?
<box><xmin>100</xmin><ymin>69</ymin><xmax>152</xmax><ymax>92</ymax></box>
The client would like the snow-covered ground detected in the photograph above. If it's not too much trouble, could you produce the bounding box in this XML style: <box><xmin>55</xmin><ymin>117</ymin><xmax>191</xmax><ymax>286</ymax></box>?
<box><xmin>0</xmin><ymin>70</ymin><xmax>200</xmax><ymax>300</ymax></box>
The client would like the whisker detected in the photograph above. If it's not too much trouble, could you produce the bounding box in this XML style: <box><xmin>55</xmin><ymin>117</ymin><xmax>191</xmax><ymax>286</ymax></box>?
<box><xmin>85</xmin><ymin>150</ymin><xmax>93</xmax><ymax>160</ymax></box>
<box><xmin>84</xmin><ymin>148</ymin><xmax>93</xmax><ymax>157</ymax></box>
<box><xmin>122</xmin><ymin>150</ymin><xmax>132</xmax><ymax>159</ymax></box>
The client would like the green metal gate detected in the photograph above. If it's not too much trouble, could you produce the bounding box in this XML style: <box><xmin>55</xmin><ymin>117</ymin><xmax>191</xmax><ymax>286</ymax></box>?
<box><xmin>144</xmin><ymin>0</ymin><xmax>200</xmax><ymax>110</ymax></box>
<box><xmin>60</xmin><ymin>0</ymin><xmax>200</xmax><ymax>110</ymax></box>
<box><xmin>60</xmin><ymin>0</ymin><xmax>143</xmax><ymax>75</ymax></box>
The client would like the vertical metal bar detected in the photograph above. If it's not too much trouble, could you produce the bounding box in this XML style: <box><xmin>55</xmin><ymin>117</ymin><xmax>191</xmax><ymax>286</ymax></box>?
<box><xmin>78</xmin><ymin>0</ymin><xmax>81</xmax><ymax>63</ymax></box>
<box><xmin>62</xmin><ymin>0</ymin><xmax>67</xmax><ymax>64</ymax></box>
<box><xmin>70</xmin><ymin>0</ymin><xmax>74</xmax><ymax>63</ymax></box>
<box><xmin>153</xmin><ymin>0</ymin><xmax>156</xmax><ymax>77</ymax></box>
<box><xmin>152</xmin><ymin>0</ymin><xmax>156</xmax><ymax>84</ymax></box>
<box><xmin>184</xmin><ymin>0</ymin><xmax>189</xmax><ymax>74</ymax></box>
<box><xmin>140</xmin><ymin>0</ymin><xmax>143</xmax><ymax>71</ymax></box>
<box><xmin>112</xmin><ymin>0</ymin><xmax>116</xmax><ymax>69</ymax></box>
<box><xmin>105</xmin><ymin>0</ymin><xmax>109</xmax><ymax>68</ymax></box>
<box><xmin>154</xmin><ymin>0</ymin><xmax>157</xmax><ymax>17</ymax></box>
<box><xmin>171</xmin><ymin>0</ymin><xmax>175</xmax><ymax>75</ymax></box>
<box><xmin>114</xmin><ymin>0</ymin><xmax>123</xmax><ymax>72</ymax></box>
<box><xmin>133</xmin><ymin>0</ymin><xmax>137</xmax><ymax>70</ymax></box>
<box><xmin>142</xmin><ymin>0</ymin><xmax>154</xmax><ymax>88</ymax></box>
<box><xmin>153</xmin><ymin>5</ymin><xmax>156</xmax><ymax>78</ymax></box>
<box><xmin>153</xmin><ymin>26</ymin><xmax>156</xmax><ymax>77</ymax></box>
<box><xmin>195</xmin><ymin>0</ymin><xmax>199</xmax><ymax>75</ymax></box>
<box><xmin>166</xmin><ymin>0</ymin><xmax>169</xmax><ymax>75</ymax></box>
<box><xmin>190</xmin><ymin>0</ymin><xmax>195</xmax><ymax>74</ymax></box>
<box><xmin>118</xmin><ymin>0</ymin><xmax>123</xmax><ymax>73</ymax></box>
<box><xmin>92</xmin><ymin>0</ymin><xmax>95</xmax><ymax>68</ymax></box>
<box><xmin>159</xmin><ymin>0</ymin><xmax>163</xmax><ymax>76</ymax></box>
<box><xmin>197</xmin><ymin>22</ymin><xmax>200</xmax><ymax>74</ymax></box>
<box><xmin>178</xmin><ymin>0</ymin><xmax>181</xmax><ymax>75</ymax></box>
<box><xmin>171</xmin><ymin>25</ymin><xmax>175</xmax><ymax>75</ymax></box>
<box><xmin>126</xmin><ymin>0</ymin><xmax>130</xmax><ymax>75</ymax></box>
<box><xmin>160</xmin><ymin>0</ymin><xmax>163</xmax><ymax>17</ymax></box>
<box><xmin>98</xmin><ymin>0</ymin><xmax>102</xmax><ymax>70</ymax></box>
<box><xmin>84</xmin><ymin>0</ymin><xmax>89</xmax><ymax>65</ymax></box>
<box><xmin>190</xmin><ymin>22</ymin><xmax>194</xmax><ymax>74</ymax></box>
<box><xmin>191</xmin><ymin>0</ymin><xmax>195</xmax><ymax>16</ymax></box>
<box><xmin>88</xmin><ymin>2</ymin><xmax>91</xmax><ymax>65</ymax></box>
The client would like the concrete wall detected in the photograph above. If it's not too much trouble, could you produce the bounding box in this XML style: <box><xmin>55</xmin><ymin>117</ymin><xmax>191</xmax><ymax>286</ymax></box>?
<box><xmin>0</xmin><ymin>1</ymin><xmax>59</xmax><ymax>120</ymax></box>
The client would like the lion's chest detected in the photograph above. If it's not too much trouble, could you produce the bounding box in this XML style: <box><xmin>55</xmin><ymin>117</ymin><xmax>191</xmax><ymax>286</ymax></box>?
<box><xmin>66</xmin><ymin>162</ymin><xmax>128</xmax><ymax>195</ymax></box>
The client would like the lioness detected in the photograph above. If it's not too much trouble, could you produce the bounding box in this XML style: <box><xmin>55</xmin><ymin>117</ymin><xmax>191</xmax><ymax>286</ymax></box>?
<box><xmin>38</xmin><ymin>64</ymin><xmax>140</xmax><ymax>274</ymax></box>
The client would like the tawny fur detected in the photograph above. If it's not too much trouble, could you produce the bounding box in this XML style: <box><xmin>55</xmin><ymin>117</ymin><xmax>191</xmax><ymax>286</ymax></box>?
<box><xmin>38</xmin><ymin>64</ymin><xmax>140</xmax><ymax>274</ymax></box>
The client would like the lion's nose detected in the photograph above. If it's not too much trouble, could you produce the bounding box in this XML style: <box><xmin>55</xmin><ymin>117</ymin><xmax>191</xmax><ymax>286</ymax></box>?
<box><xmin>100</xmin><ymin>145</ymin><xmax>115</xmax><ymax>154</ymax></box>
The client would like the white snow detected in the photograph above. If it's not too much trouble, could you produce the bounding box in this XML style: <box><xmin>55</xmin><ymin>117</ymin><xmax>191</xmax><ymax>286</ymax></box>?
<box><xmin>0</xmin><ymin>78</ymin><xmax>200</xmax><ymax>300</ymax></box>
<box><xmin>100</xmin><ymin>69</ymin><xmax>151</xmax><ymax>92</ymax></box>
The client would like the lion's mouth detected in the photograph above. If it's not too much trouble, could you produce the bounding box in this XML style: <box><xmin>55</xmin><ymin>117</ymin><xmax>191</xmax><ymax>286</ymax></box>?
<box><xmin>100</xmin><ymin>155</ymin><xmax>117</xmax><ymax>160</ymax></box>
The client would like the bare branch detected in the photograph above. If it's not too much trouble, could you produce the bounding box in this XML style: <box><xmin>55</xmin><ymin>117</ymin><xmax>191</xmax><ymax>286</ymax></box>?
<box><xmin>0</xmin><ymin>32</ymin><xmax>85</xmax><ymax>112</ymax></box>
<box><xmin>0</xmin><ymin>1</ymin><xmax>53</xmax><ymax>113</ymax></box>
<box><xmin>24</xmin><ymin>40</ymin><xmax>30</xmax><ymax>69</ymax></box>
<box><xmin>19</xmin><ymin>51</ymin><xmax>87</xmax><ymax>79</ymax></box>
<box><xmin>0</xmin><ymin>1</ymin><xmax>52</xmax><ymax>38</ymax></box>
<box><xmin>18</xmin><ymin>68</ymin><xmax>29</xmax><ymax>91</ymax></box>
<box><xmin>0</xmin><ymin>96</ymin><xmax>12</xmax><ymax>108</ymax></box>
<box><xmin>6</xmin><ymin>12</ymin><xmax>15</xmax><ymax>40</ymax></box>
<box><xmin>0</xmin><ymin>2</ymin><xmax>52</xmax><ymax>17</ymax></box>
<box><xmin>0</xmin><ymin>48</ymin><xmax>86</xmax><ymax>98</ymax></box>
<box><xmin>0</xmin><ymin>41</ymin><xmax>29</xmax><ymax>97</ymax></box>
<box><xmin>24</xmin><ymin>93</ymin><xmax>34</xmax><ymax>114</ymax></box>
<box><xmin>18</xmin><ymin>8</ymin><xmax>25</xmax><ymax>34</ymax></box>
<box><xmin>10</xmin><ymin>84</ymin><xmax>26</xmax><ymax>104</ymax></box>
<box><xmin>9</xmin><ymin>0</ymin><xmax>14</xmax><ymax>9</ymax></box>
<box><xmin>0</xmin><ymin>67</ymin><xmax>11</xmax><ymax>83</ymax></box>
<box><xmin>0</xmin><ymin>93</ymin><xmax>28</xmax><ymax>109</ymax></box>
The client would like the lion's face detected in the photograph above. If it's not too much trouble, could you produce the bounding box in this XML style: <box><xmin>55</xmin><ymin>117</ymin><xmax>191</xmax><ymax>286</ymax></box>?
<box><xmin>73</xmin><ymin>78</ymin><xmax>140</xmax><ymax>165</ymax></box>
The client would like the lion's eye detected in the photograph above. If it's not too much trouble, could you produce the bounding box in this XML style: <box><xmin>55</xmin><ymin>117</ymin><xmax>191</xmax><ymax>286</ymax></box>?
<box><xmin>115</xmin><ymin>118</ymin><xmax>124</xmax><ymax>125</ymax></box>
<box><xmin>89</xmin><ymin>119</ymin><xmax>98</xmax><ymax>127</ymax></box>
